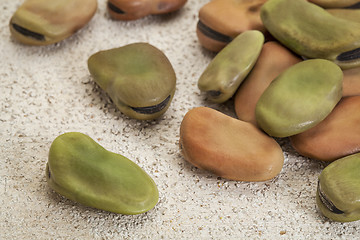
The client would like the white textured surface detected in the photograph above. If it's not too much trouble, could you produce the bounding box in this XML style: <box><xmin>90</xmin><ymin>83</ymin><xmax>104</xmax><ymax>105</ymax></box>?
<box><xmin>1</xmin><ymin>0</ymin><xmax>359</xmax><ymax>239</ymax></box>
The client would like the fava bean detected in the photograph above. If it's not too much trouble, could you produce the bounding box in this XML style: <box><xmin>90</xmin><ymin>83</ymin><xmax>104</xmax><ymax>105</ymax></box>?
<box><xmin>196</xmin><ymin>0</ymin><xmax>267</xmax><ymax>52</ymax></box>
<box><xmin>261</xmin><ymin>0</ymin><xmax>360</xmax><ymax>69</ymax></box>
<box><xmin>179</xmin><ymin>107</ymin><xmax>284</xmax><ymax>181</ymax></box>
<box><xmin>88</xmin><ymin>43</ymin><xmax>176</xmax><ymax>120</ymax></box>
<box><xmin>234</xmin><ymin>41</ymin><xmax>301</xmax><ymax>126</ymax></box>
<box><xmin>290</xmin><ymin>96</ymin><xmax>360</xmax><ymax>161</ymax></box>
<box><xmin>46</xmin><ymin>132</ymin><xmax>159</xmax><ymax>215</ymax></box>
<box><xmin>9</xmin><ymin>0</ymin><xmax>97</xmax><ymax>45</ymax></box>
<box><xmin>255</xmin><ymin>59</ymin><xmax>342</xmax><ymax>137</ymax></box>
<box><xmin>107</xmin><ymin>0</ymin><xmax>187</xmax><ymax>20</ymax></box>
<box><xmin>198</xmin><ymin>30</ymin><xmax>264</xmax><ymax>103</ymax></box>
<box><xmin>317</xmin><ymin>152</ymin><xmax>360</xmax><ymax>222</ymax></box>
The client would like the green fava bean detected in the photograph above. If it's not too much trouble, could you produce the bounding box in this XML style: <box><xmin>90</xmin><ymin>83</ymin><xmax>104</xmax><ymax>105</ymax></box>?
<box><xmin>9</xmin><ymin>0</ymin><xmax>97</xmax><ymax>45</ymax></box>
<box><xmin>260</xmin><ymin>0</ymin><xmax>360</xmax><ymax>69</ymax></box>
<box><xmin>88</xmin><ymin>43</ymin><xmax>176</xmax><ymax>120</ymax></box>
<box><xmin>46</xmin><ymin>132</ymin><xmax>159</xmax><ymax>215</ymax></box>
<box><xmin>317</xmin><ymin>153</ymin><xmax>360</xmax><ymax>222</ymax></box>
<box><xmin>309</xmin><ymin>0</ymin><xmax>360</xmax><ymax>8</ymax></box>
<box><xmin>255</xmin><ymin>59</ymin><xmax>342</xmax><ymax>138</ymax></box>
<box><xmin>198</xmin><ymin>30</ymin><xmax>264</xmax><ymax>103</ymax></box>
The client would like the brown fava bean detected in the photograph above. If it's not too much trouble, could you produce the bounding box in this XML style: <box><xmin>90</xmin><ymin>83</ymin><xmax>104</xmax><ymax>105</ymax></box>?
<box><xmin>196</xmin><ymin>0</ymin><xmax>268</xmax><ymax>52</ymax></box>
<box><xmin>179</xmin><ymin>107</ymin><xmax>284</xmax><ymax>181</ymax></box>
<box><xmin>108</xmin><ymin>0</ymin><xmax>187</xmax><ymax>20</ymax></box>
<box><xmin>290</xmin><ymin>96</ymin><xmax>360</xmax><ymax>161</ymax></box>
<box><xmin>234</xmin><ymin>41</ymin><xmax>301</xmax><ymax>126</ymax></box>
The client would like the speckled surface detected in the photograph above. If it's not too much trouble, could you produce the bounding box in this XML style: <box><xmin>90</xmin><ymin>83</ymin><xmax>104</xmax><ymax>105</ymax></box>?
<box><xmin>1</xmin><ymin>0</ymin><xmax>359</xmax><ymax>239</ymax></box>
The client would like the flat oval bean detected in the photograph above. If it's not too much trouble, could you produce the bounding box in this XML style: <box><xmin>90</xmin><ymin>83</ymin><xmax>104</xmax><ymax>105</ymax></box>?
<box><xmin>198</xmin><ymin>30</ymin><xmax>264</xmax><ymax>103</ymax></box>
<box><xmin>46</xmin><ymin>132</ymin><xmax>159</xmax><ymax>215</ymax></box>
<box><xmin>261</xmin><ymin>0</ymin><xmax>360</xmax><ymax>69</ymax></box>
<box><xmin>179</xmin><ymin>107</ymin><xmax>284</xmax><ymax>181</ymax></box>
<box><xmin>255</xmin><ymin>59</ymin><xmax>343</xmax><ymax>137</ymax></box>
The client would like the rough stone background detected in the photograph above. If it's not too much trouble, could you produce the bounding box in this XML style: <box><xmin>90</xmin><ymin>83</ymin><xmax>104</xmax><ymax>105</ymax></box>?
<box><xmin>1</xmin><ymin>0</ymin><xmax>359</xmax><ymax>239</ymax></box>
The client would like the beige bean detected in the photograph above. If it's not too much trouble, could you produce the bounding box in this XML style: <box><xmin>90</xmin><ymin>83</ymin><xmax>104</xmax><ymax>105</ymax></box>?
<box><xmin>179</xmin><ymin>107</ymin><xmax>284</xmax><ymax>181</ymax></box>
<box><xmin>290</xmin><ymin>96</ymin><xmax>360</xmax><ymax>161</ymax></box>
<box><xmin>234</xmin><ymin>41</ymin><xmax>301</xmax><ymax>126</ymax></box>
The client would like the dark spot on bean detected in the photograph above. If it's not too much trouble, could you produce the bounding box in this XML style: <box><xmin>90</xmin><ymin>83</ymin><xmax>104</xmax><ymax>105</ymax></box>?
<box><xmin>318</xmin><ymin>180</ymin><xmax>344</xmax><ymax>214</ymax></box>
<box><xmin>46</xmin><ymin>164</ymin><xmax>51</xmax><ymax>179</ymax></box>
<box><xmin>249</xmin><ymin>3</ymin><xmax>263</xmax><ymax>12</ymax></box>
<box><xmin>346</xmin><ymin>2</ymin><xmax>360</xmax><ymax>9</ymax></box>
<box><xmin>108</xmin><ymin>1</ymin><xmax>125</xmax><ymax>14</ymax></box>
<box><xmin>12</xmin><ymin>23</ymin><xmax>45</xmax><ymax>41</ymax></box>
<box><xmin>337</xmin><ymin>47</ymin><xmax>360</xmax><ymax>62</ymax></box>
<box><xmin>207</xmin><ymin>90</ymin><xmax>222</xmax><ymax>98</ymax></box>
<box><xmin>197</xmin><ymin>20</ymin><xmax>233</xmax><ymax>44</ymax></box>
<box><xmin>131</xmin><ymin>95</ymin><xmax>171</xmax><ymax>114</ymax></box>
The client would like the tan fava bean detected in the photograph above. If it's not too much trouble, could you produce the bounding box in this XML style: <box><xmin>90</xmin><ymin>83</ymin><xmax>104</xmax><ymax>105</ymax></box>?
<box><xmin>196</xmin><ymin>0</ymin><xmax>268</xmax><ymax>52</ymax></box>
<box><xmin>179</xmin><ymin>107</ymin><xmax>284</xmax><ymax>181</ymax></box>
<box><xmin>290</xmin><ymin>96</ymin><xmax>360</xmax><ymax>161</ymax></box>
<box><xmin>107</xmin><ymin>0</ymin><xmax>187</xmax><ymax>20</ymax></box>
<box><xmin>9</xmin><ymin>0</ymin><xmax>97</xmax><ymax>45</ymax></box>
<box><xmin>234</xmin><ymin>41</ymin><xmax>301</xmax><ymax>126</ymax></box>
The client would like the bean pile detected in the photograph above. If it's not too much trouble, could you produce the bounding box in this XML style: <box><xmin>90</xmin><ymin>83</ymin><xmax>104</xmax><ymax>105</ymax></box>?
<box><xmin>8</xmin><ymin>0</ymin><xmax>360</xmax><ymax>222</ymax></box>
<box><xmin>181</xmin><ymin>0</ymin><xmax>360</xmax><ymax>222</ymax></box>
